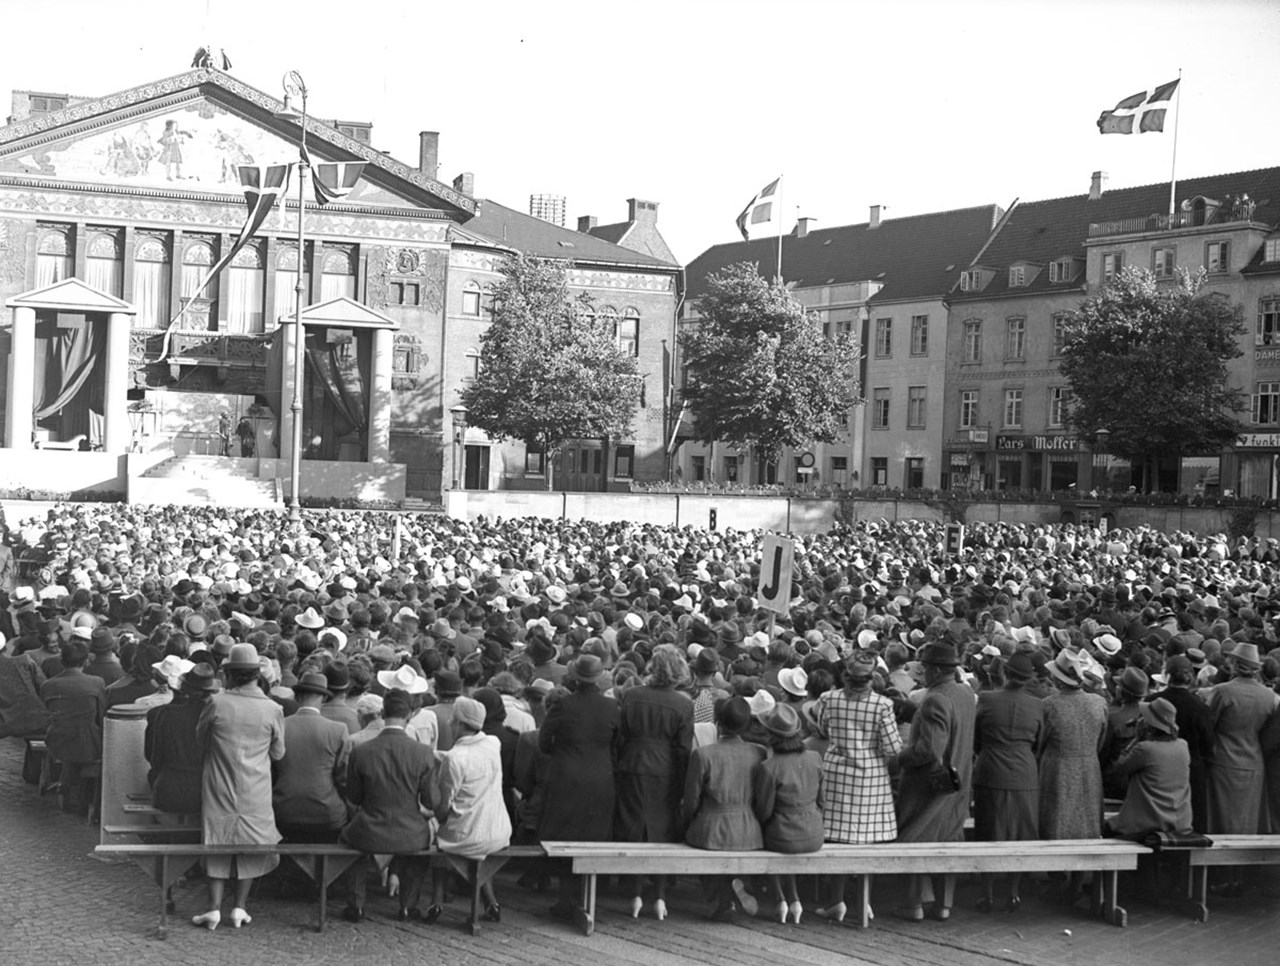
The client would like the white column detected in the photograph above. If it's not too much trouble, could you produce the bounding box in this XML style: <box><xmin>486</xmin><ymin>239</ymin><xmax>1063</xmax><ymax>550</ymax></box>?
<box><xmin>368</xmin><ymin>326</ymin><xmax>393</xmax><ymax>464</ymax></box>
<box><xmin>6</xmin><ymin>306</ymin><xmax>35</xmax><ymax>449</ymax></box>
<box><xmin>102</xmin><ymin>312</ymin><xmax>131</xmax><ymax>454</ymax></box>
<box><xmin>279</xmin><ymin>321</ymin><xmax>297</xmax><ymax>467</ymax></box>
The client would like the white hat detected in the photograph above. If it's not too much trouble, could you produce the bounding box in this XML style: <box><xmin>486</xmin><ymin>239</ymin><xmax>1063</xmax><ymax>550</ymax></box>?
<box><xmin>377</xmin><ymin>664</ymin><xmax>428</xmax><ymax>694</ymax></box>
<box><xmin>489</xmin><ymin>596</ymin><xmax>510</xmax><ymax>613</ymax></box>
<box><xmin>778</xmin><ymin>666</ymin><xmax>808</xmax><ymax>698</ymax></box>
<box><xmin>71</xmin><ymin>627</ymin><xmax>93</xmax><ymax>641</ymax></box>
<box><xmin>545</xmin><ymin>585</ymin><xmax>567</xmax><ymax>605</ymax></box>
<box><xmin>395</xmin><ymin>606</ymin><xmax>420</xmax><ymax>624</ymax></box>
<box><xmin>624</xmin><ymin>613</ymin><xmax>644</xmax><ymax>632</ymax></box>
<box><xmin>39</xmin><ymin>585</ymin><xmax>65</xmax><ymax>601</ymax></box>
<box><xmin>12</xmin><ymin>587</ymin><xmax>35</xmax><ymax>603</ymax></box>
<box><xmin>319</xmin><ymin>627</ymin><xmax>348</xmax><ymax>652</ymax></box>
<box><xmin>152</xmin><ymin>656</ymin><xmax>195</xmax><ymax>690</ymax></box>
<box><xmin>1095</xmin><ymin>634</ymin><xmax>1123</xmax><ymax>657</ymax></box>
<box><xmin>748</xmin><ymin>689</ymin><xmax>776</xmax><ymax>717</ymax></box>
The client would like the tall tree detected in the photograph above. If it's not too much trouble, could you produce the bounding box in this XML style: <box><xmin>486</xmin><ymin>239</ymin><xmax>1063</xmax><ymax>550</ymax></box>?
<box><xmin>1059</xmin><ymin>266</ymin><xmax>1246</xmax><ymax>491</ymax></box>
<box><xmin>679</xmin><ymin>263</ymin><xmax>860</xmax><ymax>473</ymax></box>
<box><xmin>459</xmin><ymin>253</ymin><xmax>639</xmax><ymax>489</ymax></box>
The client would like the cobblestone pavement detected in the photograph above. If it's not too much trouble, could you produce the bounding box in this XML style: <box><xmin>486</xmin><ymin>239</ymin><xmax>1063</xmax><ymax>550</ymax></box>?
<box><xmin>3</xmin><ymin>735</ymin><xmax>1278</xmax><ymax>966</ymax></box>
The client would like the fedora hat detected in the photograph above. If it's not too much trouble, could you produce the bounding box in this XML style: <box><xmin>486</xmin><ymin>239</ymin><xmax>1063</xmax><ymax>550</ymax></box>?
<box><xmin>434</xmin><ymin>669</ymin><xmax>463</xmax><ymax>696</ymax></box>
<box><xmin>569</xmin><ymin>654</ymin><xmax>605</xmax><ymax>686</ymax></box>
<box><xmin>296</xmin><ymin>607</ymin><xmax>324</xmax><ymax>630</ymax></box>
<box><xmin>377</xmin><ymin>664</ymin><xmax>428</xmax><ymax>694</ymax></box>
<box><xmin>429</xmin><ymin>618</ymin><xmax>456</xmax><ymax>640</ymax></box>
<box><xmin>294</xmin><ymin>671</ymin><xmax>332</xmax><ymax>697</ymax></box>
<box><xmin>778</xmin><ymin>665</ymin><xmax>808</xmax><ymax>698</ymax></box>
<box><xmin>1119</xmin><ymin>666</ymin><xmax>1149</xmax><ymax>697</ymax></box>
<box><xmin>223</xmin><ymin>643</ymin><xmax>262</xmax><ymax>671</ymax></box>
<box><xmin>324</xmin><ymin>600</ymin><xmax>349</xmax><ymax>623</ymax></box>
<box><xmin>748</xmin><ymin>688</ymin><xmax>777</xmax><ymax>718</ymax></box>
<box><xmin>1003</xmin><ymin>651</ymin><xmax>1037</xmax><ymax>681</ymax></box>
<box><xmin>918</xmin><ymin>642</ymin><xmax>960</xmax><ymax>667</ymax></box>
<box><xmin>715</xmin><ymin>696</ymin><xmax>752</xmax><ymax>735</ymax></box>
<box><xmin>1229</xmin><ymin>642</ymin><xmax>1262</xmax><ymax>667</ymax></box>
<box><xmin>1140</xmin><ymin>697</ymin><xmax>1179</xmax><ymax>737</ymax></box>
<box><xmin>760</xmin><ymin>702</ymin><xmax>802</xmax><ymax>739</ymax></box>
<box><xmin>181</xmin><ymin>663</ymin><xmax>217</xmax><ymax>693</ymax></box>
<box><xmin>183</xmin><ymin>614</ymin><xmax>208</xmax><ymax>638</ymax></box>
<box><xmin>1047</xmin><ymin>649</ymin><xmax>1084</xmax><ymax>687</ymax></box>
<box><xmin>1095</xmin><ymin>634</ymin><xmax>1123</xmax><ymax>657</ymax></box>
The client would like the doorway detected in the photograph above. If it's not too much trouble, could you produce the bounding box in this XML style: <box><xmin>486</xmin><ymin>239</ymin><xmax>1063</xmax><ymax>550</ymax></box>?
<box><xmin>464</xmin><ymin>444</ymin><xmax>490</xmax><ymax>490</ymax></box>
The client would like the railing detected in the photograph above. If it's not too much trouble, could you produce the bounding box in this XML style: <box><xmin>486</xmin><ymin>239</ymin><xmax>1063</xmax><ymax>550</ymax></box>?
<box><xmin>128</xmin><ymin>328</ymin><xmax>271</xmax><ymax>367</ymax></box>
<box><xmin>1088</xmin><ymin>198</ymin><xmax>1258</xmax><ymax>239</ymax></box>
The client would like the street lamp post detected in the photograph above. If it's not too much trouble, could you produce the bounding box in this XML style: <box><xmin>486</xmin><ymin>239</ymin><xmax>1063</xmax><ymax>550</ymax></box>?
<box><xmin>279</xmin><ymin>71</ymin><xmax>309</xmax><ymax>523</ymax></box>
<box><xmin>450</xmin><ymin>405</ymin><xmax>467</xmax><ymax>489</ymax></box>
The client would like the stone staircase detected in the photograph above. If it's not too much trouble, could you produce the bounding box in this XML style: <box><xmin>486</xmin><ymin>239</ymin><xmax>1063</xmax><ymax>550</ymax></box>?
<box><xmin>132</xmin><ymin>455</ymin><xmax>282</xmax><ymax>508</ymax></box>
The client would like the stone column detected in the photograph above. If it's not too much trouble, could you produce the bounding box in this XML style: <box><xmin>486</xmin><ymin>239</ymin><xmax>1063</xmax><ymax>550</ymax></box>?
<box><xmin>368</xmin><ymin>326</ymin><xmax>393</xmax><ymax>464</ymax></box>
<box><xmin>102</xmin><ymin>312</ymin><xmax>132</xmax><ymax>453</ymax></box>
<box><xmin>5</xmin><ymin>306</ymin><xmax>35</xmax><ymax>449</ymax></box>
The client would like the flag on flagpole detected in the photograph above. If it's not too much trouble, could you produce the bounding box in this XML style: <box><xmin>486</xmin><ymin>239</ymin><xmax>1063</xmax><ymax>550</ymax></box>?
<box><xmin>736</xmin><ymin>178</ymin><xmax>780</xmax><ymax>241</ymax></box>
<box><xmin>1097</xmin><ymin>78</ymin><xmax>1179</xmax><ymax>134</ymax></box>
<box><xmin>156</xmin><ymin>163</ymin><xmax>292</xmax><ymax>362</ymax></box>
<box><xmin>299</xmin><ymin>143</ymin><xmax>366</xmax><ymax>205</ymax></box>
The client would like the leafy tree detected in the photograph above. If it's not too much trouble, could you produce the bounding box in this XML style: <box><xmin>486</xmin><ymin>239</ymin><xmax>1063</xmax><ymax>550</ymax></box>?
<box><xmin>679</xmin><ymin>263</ymin><xmax>860</xmax><ymax>472</ymax></box>
<box><xmin>459</xmin><ymin>253</ymin><xmax>639</xmax><ymax>489</ymax></box>
<box><xmin>1059</xmin><ymin>266</ymin><xmax>1246</xmax><ymax>492</ymax></box>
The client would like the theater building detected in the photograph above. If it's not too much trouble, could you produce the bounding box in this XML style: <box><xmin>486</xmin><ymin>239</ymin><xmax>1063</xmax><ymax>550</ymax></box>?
<box><xmin>0</xmin><ymin>67</ymin><xmax>678</xmax><ymax>503</ymax></box>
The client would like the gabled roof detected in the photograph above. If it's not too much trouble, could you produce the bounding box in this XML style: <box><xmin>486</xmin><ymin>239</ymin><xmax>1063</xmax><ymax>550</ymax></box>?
<box><xmin>951</xmin><ymin>166</ymin><xmax>1280</xmax><ymax>301</ymax></box>
<box><xmin>684</xmin><ymin>204</ymin><xmax>1004</xmax><ymax>304</ymax></box>
<box><xmin>7</xmin><ymin>276</ymin><xmax>135</xmax><ymax>313</ymax></box>
<box><xmin>587</xmin><ymin>222</ymin><xmax>631</xmax><ymax>245</ymax></box>
<box><xmin>0</xmin><ymin>67</ymin><xmax>474</xmax><ymax>216</ymax></box>
<box><xmin>279</xmin><ymin>296</ymin><xmax>397</xmax><ymax>329</ymax></box>
<box><xmin>460</xmin><ymin>199</ymin><xmax>678</xmax><ymax>270</ymax></box>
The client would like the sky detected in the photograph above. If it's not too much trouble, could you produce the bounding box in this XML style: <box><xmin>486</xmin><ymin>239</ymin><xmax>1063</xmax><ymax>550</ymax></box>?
<box><xmin>0</xmin><ymin>0</ymin><xmax>1277</xmax><ymax>264</ymax></box>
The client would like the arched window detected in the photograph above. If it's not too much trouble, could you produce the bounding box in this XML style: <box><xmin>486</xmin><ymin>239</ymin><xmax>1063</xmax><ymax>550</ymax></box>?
<box><xmin>464</xmin><ymin>347</ymin><xmax>481</xmax><ymax>382</ymax></box>
<box><xmin>85</xmin><ymin>230</ymin><xmax>123</xmax><ymax>297</ymax></box>
<box><xmin>181</xmin><ymin>239</ymin><xmax>217</xmax><ymax>301</ymax></box>
<box><xmin>481</xmin><ymin>283</ymin><xmax>497</xmax><ymax>318</ymax></box>
<box><xmin>320</xmin><ymin>247</ymin><xmax>357</xmax><ymax>300</ymax></box>
<box><xmin>226</xmin><ymin>242</ymin><xmax>265</xmax><ymax>333</ymax></box>
<box><xmin>462</xmin><ymin>280</ymin><xmax>481</xmax><ymax>316</ymax></box>
<box><xmin>618</xmin><ymin>307</ymin><xmax>640</xmax><ymax>357</ymax></box>
<box><xmin>133</xmin><ymin>234</ymin><xmax>171</xmax><ymax>328</ymax></box>
<box><xmin>36</xmin><ymin>227</ymin><xmax>73</xmax><ymax>287</ymax></box>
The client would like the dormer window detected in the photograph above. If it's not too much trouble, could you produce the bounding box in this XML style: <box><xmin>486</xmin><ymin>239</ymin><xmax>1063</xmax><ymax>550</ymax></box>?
<box><xmin>960</xmin><ymin>269</ymin><xmax>985</xmax><ymax>292</ymax></box>
<box><xmin>1049</xmin><ymin>258</ymin><xmax>1078</xmax><ymax>283</ymax></box>
<box><xmin>1009</xmin><ymin>266</ymin><xmax>1026</xmax><ymax>287</ymax></box>
<box><xmin>1265</xmin><ymin>238</ymin><xmax>1280</xmax><ymax>263</ymax></box>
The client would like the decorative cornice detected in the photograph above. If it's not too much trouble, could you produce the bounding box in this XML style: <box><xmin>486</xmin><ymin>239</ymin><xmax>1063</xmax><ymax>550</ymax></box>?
<box><xmin>0</xmin><ymin>68</ymin><xmax>476</xmax><ymax>216</ymax></box>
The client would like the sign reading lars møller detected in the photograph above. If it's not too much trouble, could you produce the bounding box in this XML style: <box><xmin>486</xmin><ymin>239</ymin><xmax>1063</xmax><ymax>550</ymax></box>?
<box><xmin>997</xmin><ymin>435</ymin><xmax>1079</xmax><ymax>451</ymax></box>
<box><xmin>1237</xmin><ymin>433</ymin><xmax>1280</xmax><ymax>448</ymax></box>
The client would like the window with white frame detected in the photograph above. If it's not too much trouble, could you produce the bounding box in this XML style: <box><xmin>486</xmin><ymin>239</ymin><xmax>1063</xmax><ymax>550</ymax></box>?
<box><xmin>829</xmin><ymin>456</ymin><xmax>848</xmax><ymax>485</ymax></box>
<box><xmin>1052</xmin><ymin>313</ymin><xmax>1069</xmax><ymax>357</ymax></box>
<box><xmin>871</xmin><ymin>457</ymin><xmax>888</xmax><ymax>486</ymax></box>
<box><xmin>85</xmin><ymin>229</ymin><xmax>123</xmax><ymax>297</ymax></box>
<box><xmin>872</xmin><ymin>388</ymin><xmax>890</xmax><ymax>429</ymax></box>
<box><xmin>320</xmin><ymin>247</ymin><xmax>357</xmax><ymax>301</ymax></box>
<box><xmin>462</xmin><ymin>281</ymin><xmax>482</xmax><ymax>316</ymax></box>
<box><xmin>1205</xmin><ymin>241</ymin><xmax>1229</xmax><ymax>274</ymax></box>
<box><xmin>133</xmin><ymin>234</ymin><xmax>171</xmax><ymax>329</ymax></box>
<box><xmin>36</xmin><ymin>225</ymin><xmax>74</xmax><ymax>288</ymax></box>
<box><xmin>1049</xmin><ymin>386</ymin><xmax>1071</xmax><ymax>428</ymax></box>
<box><xmin>1102</xmin><ymin>251</ymin><xmax>1124</xmax><ymax>282</ymax></box>
<box><xmin>874</xmin><ymin>318</ymin><xmax>892</xmax><ymax>357</ymax></box>
<box><xmin>1152</xmin><ymin>246</ymin><xmax>1175</xmax><ymax>279</ymax></box>
<box><xmin>524</xmin><ymin>446</ymin><xmax>545</xmax><ymax>475</ymax></box>
<box><xmin>963</xmin><ymin>319</ymin><xmax>982</xmax><ymax>362</ymax></box>
<box><xmin>907</xmin><ymin>386</ymin><xmax>926</xmax><ymax>428</ymax></box>
<box><xmin>616</xmin><ymin>309</ymin><xmax>640</xmax><ymax>357</ymax></box>
<box><xmin>1005</xmin><ymin>317</ymin><xmax>1026</xmax><ymax>360</ymax></box>
<box><xmin>1254</xmin><ymin>382</ymin><xmax>1280</xmax><ymax>425</ymax></box>
<box><xmin>910</xmin><ymin>314</ymin><xmax>928</xmax><ymax>355</ymax></box>
<box><xmin>960</xmin><ymin>269</ymin><xmax>983</xmax><ymax>291</ymax></box>
<box><xmin>1266</xmin><ymin>239</ymin><xmax>1280</xmax><ymax>263</ymax></box>
<box><xmin>1049</xmin><ymin>259</ymin><xmax>1075</xmax><ymax>283</ymax></box>
<box><xmin>959</xmin><ymin>389</ymin><xmax>978</xmax><ymax>429</ymax></box>
<box><xmin>1008</xmin><ymin>265</ymin><xmax>1026</xmax><ymax>287</ymax></box>
<box><xmin>1258</xmin><ymin>298</ymin><xmax>1280</xmax><ymax>347</ymax></box>
<box><xmin>225</xmin><ymin>243</ymin><xmax>265</xmax><ymax>334</ymax></box>
<box><xmin>464</xmin><ymin>350</ymin><xmax>481</xmax><ymax>382</ymax></box>
<box><xmin>1003</xmin><ymin>388</ymin><xmax>1023</xmax><ymax>428</ymax></box>
<box><xmin>614</xmin><ymin>444</ymin><xmax>635</xmax><ymax>478</ymax></box>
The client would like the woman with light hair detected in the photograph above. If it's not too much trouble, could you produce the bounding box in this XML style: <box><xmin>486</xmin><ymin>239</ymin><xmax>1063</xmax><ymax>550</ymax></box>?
<box><xmin>615</xmin><ymin>644</ymin><xmax>694</xmax><ymax>920</ymax></box>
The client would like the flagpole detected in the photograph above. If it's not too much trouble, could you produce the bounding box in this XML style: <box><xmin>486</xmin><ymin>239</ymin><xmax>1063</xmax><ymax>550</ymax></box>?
<box><xmin>776</xmin><ymin>174</ymin><xmax>784</xmax><ymax>283</ymax></box>
<box><xmin>1168</xmin><ymin>68</ymin><xmax>1182</xmax><ymax>217</ymax></box>
<box><xmin>284</xmin><ymin>71</ymin><xmax>309</xmax><ymax>523</ymax></box>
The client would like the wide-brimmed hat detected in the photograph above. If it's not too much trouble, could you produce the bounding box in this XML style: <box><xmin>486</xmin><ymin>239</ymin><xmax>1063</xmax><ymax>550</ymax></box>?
<box><xmin>377</xmin><ymin>664</ymin><xmax>429</xmax><ymax>694</ymax></box>
<box><xmin>1047</xmin><ymin>649</ymin><xmax>1084</xmax><ymax>687</ymax></box>
<box><xmin>223</xmin><ymin>643</ymin><xmax>262</xmax><ymax>671</ymax></box>
<box><xmin>1003</xmin><ymin>651</ymin><xmax>1037</xmax><ymax>681</ymax></box>
<box><xmin>183</xmin><ymin>614</ymin><xmax>208</xmax><ymax>638</ymax></box>
<box><xmin>1229</xmin><ymin>642</ymin><xmax>1262</xmax><ymax>668</ymax></box>
<box><xmin>153</xmin><ymin>655</ymin><xmax>195</xmax><ymax>689</ymax></box>
<box><xmin>778</xmin><ymin>666</ymin><xmax>808</xmax><ymax>697</ymax></box>
<box><xmin>918</xmin><ymin>642</ymin><xmax>960</xmax><ymax>667</ymax></box>
<box><xmin>429</xmin><ymin>618</ymin><xmax>456</xmax><ymax>640</ymax></box>
<box><xmin>181</xmin><ymin>664</ymin><xmax>217</xmax><ymax>693</ymax></box>
<box><xmin>324</xmin><ymin>600</ymin><xmax>349</xmax><ymax>623</ymax></box>
<box><xmin>760</xmin><ymin>702</ymin><xmax>802</xmax><ymax>739</ymax></box>
<box><xmin>1140</xmin><ymin>697</ymin><xmax>1179</xmax><ymax>736</ymax></box>
<box><xmin>89</xmin><ymin>628</ymin><xmax>116</xmax><ymax>653</ymax></box>
<box><xmin>569</xmin><ymin>654</ymin><xmax>605</xmax><ymax>686</ymax></box>
<box><xmin>296</xmin><ymin>607</ymin><xmax>324</xmax><ymax>630</ymax></box>
<box><xmin>319</xmin><ymin>627</ymin><xmax>348</xmax><ymax>652</ymax></box>
<box><xmin>294</xmin><ymin>671</ymin><xmax>332</xmax><ymax>697</ymax></box>
<box><xmin>1095</xmin><ymin>634</ymin><xmax>1123</xmax><ymax>657</ymax></box>
<box><xmin>1119</xmin><ymin>666</ymin><xmax>1149</xmax><ymax>697</ymax></box>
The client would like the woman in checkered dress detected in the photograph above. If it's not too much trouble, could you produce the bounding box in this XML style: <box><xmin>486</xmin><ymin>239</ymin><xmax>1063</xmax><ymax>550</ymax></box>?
<box><xmin>814</xmin><ymin>653</ymin><xmax>903</xmax><ymax>919</ymax></box>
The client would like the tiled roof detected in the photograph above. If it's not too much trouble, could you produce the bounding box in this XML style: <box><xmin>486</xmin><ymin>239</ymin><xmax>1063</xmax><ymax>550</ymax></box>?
<box><xmin>684</xmin><ymin>204</ymin><xmax>1004</xmax><ymax>303</ymax></box>
<box><xmin>587</xmin><ymin>222</ymin><xmax>630</xmax><ymax>245</ymax></box>
<box><xmin>464</xmin><ymin>199</ymin><xmax>676</xmax><ymax>269</ymax></box>
<box><xmin>951</xmin><ymin>166</ymin><xmax>1280</xmax><ymax>301</ymax></box>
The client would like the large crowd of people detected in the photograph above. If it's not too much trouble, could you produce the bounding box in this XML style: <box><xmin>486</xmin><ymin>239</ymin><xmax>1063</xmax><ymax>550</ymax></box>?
<box><xmin>1</xmin><ymin>503</ymin><xmax>1279</xmax><ymax>929</ymax></box>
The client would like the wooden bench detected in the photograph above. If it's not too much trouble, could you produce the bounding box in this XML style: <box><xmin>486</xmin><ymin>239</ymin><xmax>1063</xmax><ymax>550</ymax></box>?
<box><xmin>541</xmin><ymin>838</ymin><xmax>1149</xmax><ymax>935</ymax></box>
<box><xmin>1171</xmin><ymin>834</ymin><xmax>1280</xmax><ymax>921</ymax></box>
<box><xmin>94</xmin><ymin>842</ymin><xmax>543</xmax><ymax>938</ymax></box>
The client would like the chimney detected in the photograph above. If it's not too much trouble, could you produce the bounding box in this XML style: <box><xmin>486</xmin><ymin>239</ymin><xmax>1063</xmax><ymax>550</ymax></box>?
<box><xmin>577</xmin><ymin>215</ymin><xmax>598</xmax><ymax>233</ymax></box>
<box><xmin>795</xmin><ymin>217</ymin><xmax>815</xmax><ymax>238</ymax></box>
<box><xmin>418</xmin><ymin>131</ymin><xmax>439</xmax><ymax>180</ymax></box>
<box><xmin>869</xmin><ymin>205</ymin><xmax>882</xmax><ymax>229</ymax></box>
<box><xmin>627</xmin><ymin>198</ymin><xmax>658</xmax><ymax>224</ymax></box>
<box><xmin>1089</xmin><ymin>170</ymin><xmax>1108</xmax><ymax>201</ymax></box>
<box><xmin>452</xmin><ymin>171</ymin><xmax>474</xmax><ymax>196</ymax></box>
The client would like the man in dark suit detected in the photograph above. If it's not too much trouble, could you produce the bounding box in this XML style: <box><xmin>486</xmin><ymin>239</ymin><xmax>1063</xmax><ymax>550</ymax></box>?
<box><xmin>273</xmin><ymin>671</ymin><xmax>350</xmax><ymax>842</ymax></box>
<box><xmin>1150</xmin><ymin>655</ymin><xmax>1214</xmax><ymax>831</ymax></box>
<box><xmin>340</xmin><ymin>688</ymin><xmax>436</xmax><ymax>921</ymax></box>
<box><xmin>40</xmin><ymin>638</ymin><xmax>106</xmax><ymax>813</ymax></box>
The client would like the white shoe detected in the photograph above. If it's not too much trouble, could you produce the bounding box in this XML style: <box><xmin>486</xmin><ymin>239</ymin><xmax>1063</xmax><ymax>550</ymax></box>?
<box><xmin>789</xmin><ymin>900</ymin><xmax>803</xmax><ymax>924</ymax></box>
<box><xmin>629</xmin><ymin>896</ymin><xmax>644</xmax><ymax>919</ymax></box>
<box><xmin>816</xmin><ymin>901</ymin><xmax>847</xmax><ymax>923</ymax></box>
<box><xmin>229</xmin><ymin>907</ymin><xmax>252</xmax><ymax>928</ymax></box>
<box><xmin>191</xmin><ymin>910</ymin><xmax>220</xmax><ymax>931</ymax></box>
<box><xmin>653</xmin><ymin>898</ymin><xmax>668</xmax><ymax>921</ymax></box>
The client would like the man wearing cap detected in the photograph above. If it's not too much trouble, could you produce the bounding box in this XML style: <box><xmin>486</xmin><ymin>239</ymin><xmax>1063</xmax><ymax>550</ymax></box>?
<box><xmin>1203</xmin><ymin>642</ymin><xmax>1279</xmax><ymax>875</ymax></box>
<box><xmin>1150</xmin><ymin>655</ymin><xmax>1215</xmax><ymax>831</ymax></box>
<box><xmin>85</xmin><ymin>628</ymin><xmax>124</xmax><ymax>686</ymax></box>
<box><xmin>893</xmin><ymin>641</ymin><xmax>976</xmax><ymax>921</ymax></box>
<box><xmin>1105</xmin><ymin>698</ymin><xmax>1193</xmax><ymax>839</ymax></box>
<box><xmin>273</xmin><ymin>671</ymin><xmax>350</xmax><ymax>844</ymax></box>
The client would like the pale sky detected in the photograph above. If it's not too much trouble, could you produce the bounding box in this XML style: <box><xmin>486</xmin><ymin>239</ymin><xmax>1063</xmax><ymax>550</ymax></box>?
<box><xmin>1</xmin><ymin>0</ymin><xmax>1277</xmax><ymax>264</ymax></box>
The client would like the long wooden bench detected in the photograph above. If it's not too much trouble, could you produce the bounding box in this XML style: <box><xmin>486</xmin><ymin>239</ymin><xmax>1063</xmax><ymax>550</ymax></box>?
<box><xmin>94</xmin><ymin>842</ymin><xmax>544</xmax><ymax>938</ymax></box>
<box><xmin>540</xmin><ymin>839</ymin><xmax>1149</xmax><ymax>935</ymax></box>
<box><xmin>1171</xmin><ymin>834</ymin><xmax>1280</xmax><ymax>922</ymax></box>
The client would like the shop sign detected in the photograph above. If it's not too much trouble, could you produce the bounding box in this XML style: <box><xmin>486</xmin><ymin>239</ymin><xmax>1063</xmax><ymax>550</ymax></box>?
<box><xmin>1255</xmin><ymin>348</ymin><xmax>1280</xmax><ymax>364</ymax></box>
<box><xmin>997</xmin><ymin>435</ymin><xmax>1025</xmax><ymax>451</ymax></box>
<box><xmin>1031</xmin><ymin>435</ymin><xmax>1079</xmax><ymax>451</ymax></box>
<box><xmin>1237</xmin><ymin>433</ymin><xmax>1280</xmax><ymax>448</ymax></box>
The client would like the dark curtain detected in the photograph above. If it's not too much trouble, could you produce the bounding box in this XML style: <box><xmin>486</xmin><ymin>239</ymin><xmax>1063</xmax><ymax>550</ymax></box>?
<box><xmin>32</xmin><ymin>313</ymin><xmax>105</xmax><ymax>443</ymax></box>
<box><xmin>304</xmin><ymin>328</ymin><xmax>369</xmax><ymax>461</ymax></box>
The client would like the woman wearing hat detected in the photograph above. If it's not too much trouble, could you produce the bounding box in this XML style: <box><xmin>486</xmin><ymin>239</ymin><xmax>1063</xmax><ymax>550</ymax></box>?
<box><xmin>1038</xmin><ymin>648</ymin><xmax>1107</xmax><ymax>905</ymax></box>
<box><xmin>972</xmin><ymin>652</ymin><xmax>1044</xmax><ymax>913</ymax></box>
<box><xmin>614</xmin><ymin>645</ymin><xmax>695</xmax><ymax>921</ymax></box>
<box><xmin>814</xmin><ymin>651</ymin><xmax>902</xmax><ymax>922</ymax></box>
<box><xmin>1104</xmin><ymin>698</ymin><xmax>1192</xmax><ymax>840</ymax></box>
<box><xmin>192</xmin><ymin>643</ymin><xmax>285</xmax><ymax>931</ymax></box>
<box><xmin>144</xmin><ymin>664</ymin><xmax>216</xmax><ymax>814</ymax></box>
<box><xmin>752</xmin><ymin>702</ymin><xmax>823</xmax><ymax>924</ymax></box>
